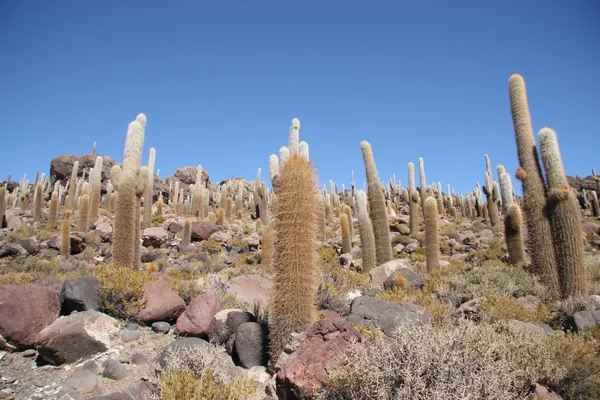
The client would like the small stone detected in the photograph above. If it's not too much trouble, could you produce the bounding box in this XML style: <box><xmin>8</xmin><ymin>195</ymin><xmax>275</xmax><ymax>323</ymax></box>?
<box><xmin>101</xmin><ymin>358</ymin><xmax>127</xmax><ymax>380</ymax></box>
<box><xmin>21</xmin><ymin>349</ymin><xmax>36</xmax><ymax>357</ymax></box>
<box><xmin>151</xmin><ymin>321</ymin><xmax>171</xmax><ymax>333</ymax></box>
<box><xmin>120</xmin><ymin>330</ymin><xmax>141</xmax><ymax>343</ymax></box>
<box><xmin>131</xmin><ymin>353</ymin><xmax>149</xmax><ymax>365</ymax></box>
<box><xmin>124</xmin><ymin>322</ymin><xmax>140</xmax><ymax>331</ymax></box>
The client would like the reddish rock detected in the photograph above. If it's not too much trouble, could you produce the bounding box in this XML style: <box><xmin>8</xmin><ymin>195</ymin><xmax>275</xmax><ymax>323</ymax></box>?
<box><xmin>191</xmin><ymin>222</ymin><xmax>218</xmax><ymax>241</ymax></box>
<box><xmin>176</xmin><ymin>291</ymin><xmax>221</xmax><ymax>338</ymax></box>
<box><xmin>0</xmin><ymin>284</ymin><xmax>60</xmax><ymax>349</ymax></box>
<box><xmin>137</xmin><ymin>280</ymin><xmax>186</xmax><ymax>324</ymax></box>
<box><xmin>276</xmin><ymin>318</ymin><xmax>364</xmax><ymax>399</ymax></box>
<box><xmin>227</xmin><ymin>274</ymin><xmax>272</xmax><ymax>306</ymax></box>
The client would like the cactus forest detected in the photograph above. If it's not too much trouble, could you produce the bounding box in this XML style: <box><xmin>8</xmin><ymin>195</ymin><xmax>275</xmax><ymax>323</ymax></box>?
<box><xmin>0</xmin><ymin>74</ymin><xmax>599</xmax><ymax>400</ymax></box>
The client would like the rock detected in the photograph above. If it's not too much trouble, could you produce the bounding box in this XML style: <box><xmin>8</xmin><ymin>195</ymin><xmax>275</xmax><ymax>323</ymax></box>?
<box><xmin>369</xmin><ymin>259</ymin><xmax>414</xmax><ymax>291</ymax></box>
<box><xmin>32</xmin><ymin>275</ymin><xmax>64</xmax><ymax>297</ymax></box>
<box><xmin>242</xmin><ymin>233</ymin><xmax>260</xmax><ymax>250</ymax></box>
<box><xmin>137</xmin><ymin>280</ymin><xmax>186</xmax><ymax>324</ymax></box>
<box><xmin>393</xmin><ymin>243</ymin><xmax>405</xmax><ymax>253</ymax></box>
<box><xmin>573</xmin><ymin>310</ymin><xmax>600</xmax><ymax>331</ymax></box>
<box><xmin>338</xmin><ymin>254</ymin><xmax>353</xmax><ymax>267</ymax></box>
<box><xmin>19</xmin><ymin>238</ymin><xmax>38</xmax><ymax>254</ymax></box>
<box><xmin>479</xmin><ymin>229</ymin><xmax>494</xmax><ymax>238</ymax></box>
<box><xmin>534</xmin><ymin>383</ymin><xmax>564</xmax><ymax>400</ymax></box>
<box><xmin>0</xmin><ymin>243</ymin><xmax>27</xmax><ymax>258</ymax></box>
<box><xmin>60</xmin><ymin>276</ymin><xmax>101</xmax><ymax>315</ymax></box>
<box><xmin>510</xmin><ymin>320</ymin><xmax>554</xmax><ymax>336</ymax></box>
<box><xmin>191</xmin><ymin>221</ymin><xmax>218</xmax><ymax>241</ymax></box>
<box><xmin>61</xmin><ymin>361</ymin><xmax>99</xmax><ymax>396</ymax></box>
<box><xmin>276</xmin><ymin>318</ymin><xmax>364</xmax><ymax>399</ymax></box>
<box><xmin>36</xmin><ymin>310</ymin><xmax>119</xmax><ymax>365</ymax></box>
<box><xmin>582</xmin><ymin>222</ymin><xmax>600</xmax><ymax>234</ymax></box>
<box><xmin>0</xmin><ymin>284</ymin><xmax>60</xmax><ymax>349</ymax></box>
<box><xmin>49</xmin><ymin>154</ymin><xmax>79</xmax><ymax>184</ymax></box>
<box><xmin>141</xmin><ymin>227</ymin><xmax>169</xmax><ymax>248</ymax></box>
<box><xmin>453</xmin><ymin>297</ymin><xmax>485</xmax><ymax>318</ymax></box>
<box><xmin>176</xmin><ymin>291</ymin><xmax>221</xmax><ymax>338</ymax></box>
<box><xmin>404</xmin><ymin>242</ymin><xmax>419</xmax><ymax>253</ymax></box>
<box><xmin>120</xmin><ymin>330</ymin><xmax>141</xmax><ymax>342</ymax></box>
<box><xmin>347</xmin><ymin>296</ymin><xmax>430</xmax><ymax>337</ymax></box>
<box><xmin>131</xmin><ymin>353</ymin><xmax>149</xmax><ymax>365</ymax></box>
<box><xmin>208</xmin><ymin>309</ymin><xmax>256</xmax><ymax>345</ymax></box>
<box><xmin>210</xmin><ymin>230</ymin><xmax>234</xmax><ymax>244</ymax></box>
<box><xmin>4</xmin><ymin>209</ymin><xmax>23</xmax><ymax>230</ymax></box>
<box><xmin>156</xmin><ymin>337</ymin><xmax>211</xmax><ymax>371</ymax></box>
<box><xmin>171</xmin><ymin>166</ymin><xmax>210</xmax><ymax>185</ymax></box>
<box><xmin>590</xmin><ymin>295</ymin><xmax>600</xmax><ymax>309</ymax></box>
<box><xmin>101</xmin><ymin>358</ymin><xmax>127</xmax><ymax>380</ymax></box>
<box><xmin>151</xmin><ymin>321</ymin><xmax>171</xmax><ymax>334</ymax></box>
<box><xmin>21</xmin><ymin>349</ymin><xmax>36</xmax><ymax>357</ymax></box>
<box><xmin>167</xmin><ymin>220</ymin><xmax>182</xmax><ymax>233</ymax></box>
<box><xmin>383</xmin><ymin>268</ymin><xmax>424</xmax><ymax>290</ymax></box>
<box><xmin>69</xmin><ymin>232</ymin><xmax>87</xmax><ymax>254</ymax></box>
<box><xmin>228</xmin><ymin>274</ymin><xmax>272</xmax><ymax>306</ymax></box>
<box><xmin>516</xmin><ymin>295</ymin><xmax>541</xmax><ymax>314</ymax></box>
<box><xmin>234</xmin><ymin>322</ymin><xmax>268</xmax><ymax>368</ymax></box>
<box><xmin>89</xmin><ymin>393</ymin><xmax>133</xmax><ymax>400</ymax></box>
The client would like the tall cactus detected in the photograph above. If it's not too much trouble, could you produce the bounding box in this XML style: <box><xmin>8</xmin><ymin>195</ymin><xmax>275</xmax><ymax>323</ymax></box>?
<box><xmin>67</xmin><ymin>161</ymin><xmax>79</xmax><ymax>211</ymax></box>
<box><xmin>89</xmin><ymin>156</ymin><xmax>103</xmax><ymax>223</ymax></box>
<box><xmin>0</xmin><ymin>186</ymin><xmax>6</xmax><ymax>228</ymax></box>
<box><xmin>112</xmin><ymin>116</ymin><xmax>146</xmax><ymax>269</ymax></box>
<box><xmin>483</xmin><ymin>155</ymin><xmax>499</xmax><ymax>226</ymax></box>
<box><xmin>142</xmin><ymin>148</ymin><xmax>156</xmax><ymax>229</ymax></box>
<box><xmin>33</xmin><ymin>183</ymin><xmax>43</xmax><ymax>222</ymax></box>
<box><xmin>77</xmin><ymin>194</ymin><xmax>90</xmax><ymax>232</ymax></box>
<box><xmin>408</xmin><ymin>162</ymin><xmax>419</xmax><ymax>236</ymax></box>
<box><xmin>539</xmin><ymin>127</ymin><xmax>587</xmax><ymax>299</ymax></box>
<box><xmin>509</xmin><ymin>74</ymin><xmax>561</xmax><ymax>298</ymax></box>
<box><xmin>61</xmin><ymin>210</ymin><xmax>71</xmax><ymax>257</ymax></box>
<box><xmin>505</xmin><ymin>203</ymin><xmax>526</xmax><ymax>265</ymax></box>
<box><xmin>340</xmin><ymin>212</ymin><xmax>352</xmax><ymax>254</ymax></box>
<box><xmin>424</xmin><ymin>196</ymin><xmax>439</xmax><ymax>271</ymax></box>
<box><xmin>360</xmin><ymin>141</ymin><xmax>392</xmax><ymax>265</ymax></box>
<box><xmin>269</xmin><ymin>149</ymin><xmax>318</xmax><ymax>361</ymax></box>
<box><xmin>356</xmin><ymin>190</ymin><xmax>376</xmax><ymax>273</ymax></box>
<box><xmin>591</xmin><ymin>190</ymin><xmax>600</xmax><ymax>217</ymax></box>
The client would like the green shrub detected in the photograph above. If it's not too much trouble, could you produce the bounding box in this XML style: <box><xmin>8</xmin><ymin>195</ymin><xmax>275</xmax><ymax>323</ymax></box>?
<box><xmin>481</xmin><ymin>293</ymin><xmax>550</xmax><ymax>323</ymax></box>
<box><xmin>93</xmin><ymin>263</ymin><xmax>156</xmax><ymax>320</ymax></box>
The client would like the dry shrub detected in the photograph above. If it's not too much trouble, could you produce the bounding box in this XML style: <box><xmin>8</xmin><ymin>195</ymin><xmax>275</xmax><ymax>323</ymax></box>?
<box><xmin>481</xmin><ymin>293</ymin><xmax>550</xmax><ymax>323</ymax></box>
<box><xmin>318</xmin><ymin>319</ymin><xmax>600</xmax><ymax>400</ymax></box>
<box><xmin>446</xmin><ymin>261</ymin><xmax>546</xmax><ymax>305</ymax></box>
<box><xmin>155</xmin><ymin>341</ymin><xmax>260</xmax><ymax>400</ymax></box>
<box><xmin>93</xmin><ymin>263</ymin><xmax>155</xmax><ymax>320</ymax></box>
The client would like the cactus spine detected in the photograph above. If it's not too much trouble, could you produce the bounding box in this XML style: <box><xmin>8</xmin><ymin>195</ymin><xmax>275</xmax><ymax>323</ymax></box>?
<box><xmin>61</xmin><ymin>210</ymin><xmax>71</xmax><ymax>257</ymax></box>
<box><xmin>356</xmin><ymin>190</ymin><xmax>376</xmax><ymax>273</ymax></box>
<box><xmin>261</xmin><ymin>225</ymin><xmax>274</xmax><ymax>267</ymax></box>
<box><xmin>360</xmin><ymin>141</ymin><xmax>392</xmax><ymax>265</ymax></box>
<box><xmin>424</xmin><ymin>196</ymin><xmax>439</xmax><ymax>271</ymax></box>
<box><xmin>269</xmin><ymin>122</ymin><xmax>318</xmax><ymax>361</ymax></box>
<box><xmin>216</xmin><ymin>207</ymin><xmax>225</xmax><ymax>226</ymax></box>
<box><xmin>509</xmin><ymin>74</ymin><xmax>561</xmax><ymax>298</ymax></box>
<box><xmin>33</xmin><ymin>183</ymin><xmax>43</xmax><ymax>222</ymax></box>
<box><xmin>67</xmin><ymin>161</ymin><xmax>79</xmax><ymax>211</ymax></box>
<box><xmin>539</xmin><ymin>127</ymin><xmax>587</xmax><ymax>299</ymax></box>
<box><xmin>408</xmin><ymin>162</ymin><xmax>419</xmax><ymax>236</ymax></box>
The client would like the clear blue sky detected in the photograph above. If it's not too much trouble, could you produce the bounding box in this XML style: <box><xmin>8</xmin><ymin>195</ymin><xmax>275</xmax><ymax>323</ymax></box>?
<box><xmin>1</xmin><ymin>1</ymin><xmax>598</xmax><ymax>195</ymax></box>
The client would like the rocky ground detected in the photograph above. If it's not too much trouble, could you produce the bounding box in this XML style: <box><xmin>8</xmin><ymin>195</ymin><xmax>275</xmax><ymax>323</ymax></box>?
<box><xmin>0</xmin><ymin>161</ymin><xmax>599</xmax><ymax>399</ymax></box>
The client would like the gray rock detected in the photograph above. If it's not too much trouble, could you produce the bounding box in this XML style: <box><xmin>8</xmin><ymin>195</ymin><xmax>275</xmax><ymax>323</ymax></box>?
<box><xmin>36</xmin><ymin>310</ymin><xmax>119</xmax><ymax>365</ymax></box>
<box><xmin>120</xmin><ymin>330</ymin><xmax>141</xmax><ymax>343</ymax></box>
<box><xmin>156</xmin><ymin>337</ymin><xmax>211</xmax><ymax>371</ymax></box>
<box><xmin>573</xmin><ymin>310</ymin><xmax>600</xmax><ymax>331</ymax></box>
<box><xmin>208</xmin><ymin>309</ymin><xmax>256</xmax><ymax>345</ymax></box>
<box><xmin>60</xmin><ymin>276</ymin><xmax>101</xmax><ymax>315</ymax></box>
<box><xmin>101</xmin><ymin>358</ymin><xmax>127</xmax><ymax>380</ymax></box>
<box><xmin>151</xmin><ymin>321</ymin><xmax>171</xmax><ymax>334</ymax></box>
<box><xmin>0</xmin><ymin>243</ymin><xmax>27</xmax><ymax>258</ymax></box>
<box><xmin>383</xmin><ymin>268</ymin><xmax>424</xmax><ymax>290</ymax></box>
<box><xmin>228</xmin><ymin>274</ymin><xmax>272</xmax><ymax>306</ymax></box>
<box><xmin>347</xmin><ymin>296</ymin><xmax>430</xmax><ymax>337</ymax></box>
<box><xmin>19</xmin><ymin>238</ymin><xmax>38</xmax><ymax>254</ymax></box>
<box><xmin>62</xmin><ymin>361</ymin><xmax>99</xmax><ymax>396</ymax></box>
<box><xmin>516</xmin><ymin>295</ymin><xmax>541</xmax><ymax>314</ymax></box>
<box><xmin>141</xmin><ymin>227</ymin><xmax>169</xmax><ymax>248</ymax></box>
<box><xmin>234</xmin><ymin>322</ymin><xmax>268</xmax><ymax>368</ymax></box>
<box><xmin>131</xmin><ymin>353</ymin><xmax>149</xmax><ymax>365</ymax></box>
<box><xmin>369</xmin><ymin>259</ymin><xmax>414</xmax><ymax>291</ymax></box>
<box><xmin>510</xmin><ymin>320</ymin><xmax>554</xmax><ymax>336</ymax></box>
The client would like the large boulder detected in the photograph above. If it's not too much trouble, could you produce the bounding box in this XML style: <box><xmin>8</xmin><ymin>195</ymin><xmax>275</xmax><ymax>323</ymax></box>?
<box><xmin>208</xmin><ymin>309</ymin><xmax>256</xmax><ymax>345</ymax></box>
<box><xmin>191</xmin><ymin>221</ymin><xmax>218</xmax><ymax>241</ymax></box>
<box><xmin>573</xmin><ymin>310</ymin><xmax>600</xmax><ymax>331</ymax></box>
<box><xmin>369</xmin><ymin>259</ymin><xmax>414</xmax><ymax>291</ymax></box>
<box><xmin>170</xmin><ymin>166</ymin><xmax>210</xmax><ymax>186</ymax></box>
<box><xmin>156</xmin><ymin>337</ymin><xmax>212</xmax><ymax>371</ymax></box>
<box><xmin>0</xmin><ymin>284</ymin><xmax>60</xmax><ymax>349</ymax></box>
<box><xmin>347</xmin><ymin>296</ymin><xmax>430</xmax><ymax>337</ymax></box>
<box><xmin>50</xmin><ymin>154</ymin><xmax>116</xmax><ymax>186</ymax></box>
<box><xmin>176</xmin><ymin>291</ymin><xmax>221</xmax><ymax>338</ymax></box>
<box><xmin>36</xmin><ymin>310</ymin><xmax>120</xmax><ymax>365</ymax></box>
<box><xmin>234</xmin><ymin>322</ymin><xmax>268</xmax><ymax>368</ymax></box>
<box><xmin>60</xmin><ymin>276</ymin><xmax>101</xmax><ymax>315</ymax></box>
<box><xmin>137</xmin><ymin>280</ymin><xmax>186</xmax><ymax>324</ymax></box>
<box><xmin>141</xmin><ymin>227</ymin><xmax>169</xmax><ymax>248</ymax></box>
<box><xmin>276</xmin><ymin>318</ymin><xmax>364</xmax><ymax>399</ymax></box>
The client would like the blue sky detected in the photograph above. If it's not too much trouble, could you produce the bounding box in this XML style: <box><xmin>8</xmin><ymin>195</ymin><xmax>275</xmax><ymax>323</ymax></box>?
<box><xmin>1</xmin><ymin>1</ymin><xmax>598</xmax><ymax>196</ymax></box>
